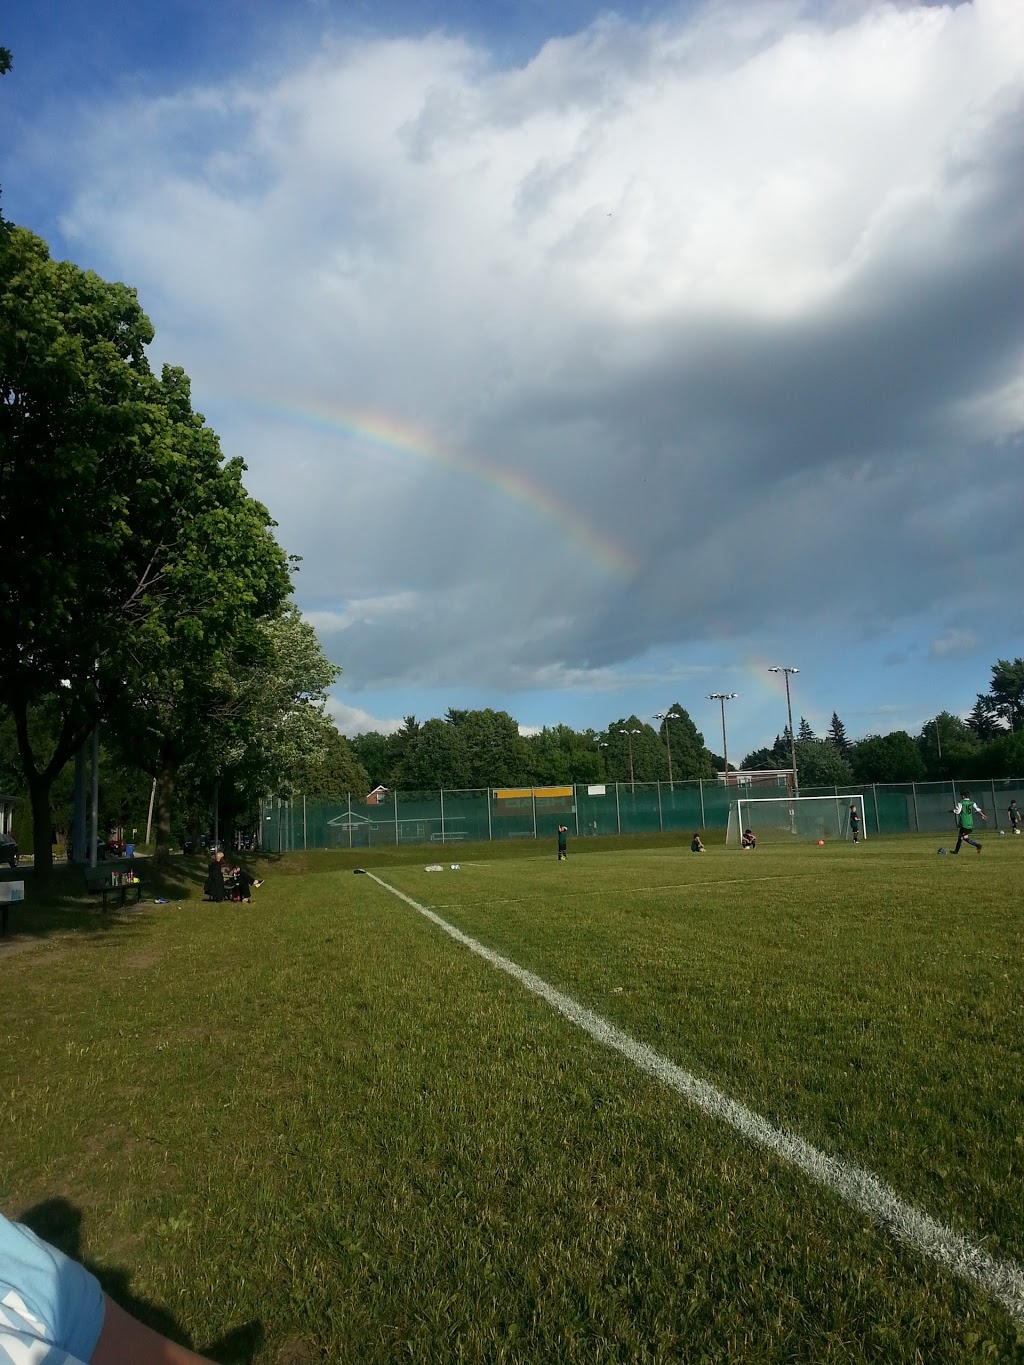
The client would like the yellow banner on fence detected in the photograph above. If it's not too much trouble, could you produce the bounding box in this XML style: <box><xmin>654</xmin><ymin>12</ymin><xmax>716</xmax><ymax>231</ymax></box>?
<box><xmin>493</xmin><ymin>786</ymin><xmax>574</xmax><ymax>800</ymax></box>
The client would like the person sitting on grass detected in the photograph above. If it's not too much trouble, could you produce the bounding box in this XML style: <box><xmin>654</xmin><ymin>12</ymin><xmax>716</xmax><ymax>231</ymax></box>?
<box><xmin>741</xmin><ymin>828</ymin><xmax>756</xmax><ymax>850</ymax></box>
<box><xmin>690</xmin><ymin>833</ymin><xmax>705</xmax><ymax>853</ymax></box>
<box><xmin>0</xmin><ymin>1209</ymin><xmax>216</xmax><ymax>1363</ymax></box>
<box><xmin>231</xmin><ymin>865</ymin><xmax>264</xmax><ymax>902</ymax></box>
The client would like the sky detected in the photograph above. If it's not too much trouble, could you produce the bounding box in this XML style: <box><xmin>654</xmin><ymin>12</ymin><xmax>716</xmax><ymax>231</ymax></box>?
<box><xmin>3</xmin><ymin>0</ymin><xmax>1023</xmax><ymax>758</ymax></box>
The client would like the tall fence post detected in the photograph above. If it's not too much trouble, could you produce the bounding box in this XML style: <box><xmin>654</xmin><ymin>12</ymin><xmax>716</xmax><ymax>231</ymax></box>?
<box><xmin>911</xmin><ymin>782</ymin><xmax>920</xmax><ymax>833</ymax></box>
<box><xmin>574</xmin><ymin>784</ymin><xmax>580</xmax><ymax>837</ymax></box>
<box><xmin>439</xmin><ymin>788</ymin><xmax>446</xmax><ymax>844</ymax></box>
<box><xmin>487</xmin><ymin>789</ymin><xmax>492</xmax><ymax>842</ymax></box>
<box><xmin>348</xmin><ymin>792</ymin><xmax>353</xmax><ymax>850</ymax></box>
<box><xmin>615</xmin><ymin>782</ymin><xmax>621</xmax><ymax>835</ymax></box>
<box><xmin>531</xmin><ymin>787</ymin><xmax>537</xmax><ymax>840</ymax></box>
<box><xmin>395</xmin><ymin>790</ymin><xmax>400</xmax><ymax>845</ymax></box>
<box><xmin>303</xmin><ymin>794</ymin><xmax>307</xmax><ymax>851</ymax></box>
<box><xmin>699</xmin><ymin>779</ymin><xmax>705</xmax><ymax>830</ymax></box>
<box><xmin>657</xmin><ymin>780</ymin><xmax>663</xmax><ymax>832</ymax></box>
<box><xmin>871</xmin><ymin>785</ymin><xmax>879</xmax><ymax>835</ymax></box>
<box><xmin>991</xmin><ymin>778</ymin><xmax>999</xmax><ymax>831</ymax></box>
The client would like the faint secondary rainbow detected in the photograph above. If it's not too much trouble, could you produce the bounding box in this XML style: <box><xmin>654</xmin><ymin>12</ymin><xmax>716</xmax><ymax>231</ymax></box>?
<box><xmin>244</xmin><ymin>396</ymin><xmax>636</xmax><ymax>580</ymax></box>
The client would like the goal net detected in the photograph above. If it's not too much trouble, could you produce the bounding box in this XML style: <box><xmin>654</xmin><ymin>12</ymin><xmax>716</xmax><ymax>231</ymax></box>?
<box><xmin>726</xmin><ymin>794</ymin><xmax>868</xmax><ymax>844</ymax></box>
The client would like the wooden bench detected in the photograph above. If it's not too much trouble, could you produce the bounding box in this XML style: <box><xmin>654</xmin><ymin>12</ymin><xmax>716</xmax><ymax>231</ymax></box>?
<box><xmin>84</xmin><ymin>862</ymin><xmax>143</xmax><ymax>912</ymax></box>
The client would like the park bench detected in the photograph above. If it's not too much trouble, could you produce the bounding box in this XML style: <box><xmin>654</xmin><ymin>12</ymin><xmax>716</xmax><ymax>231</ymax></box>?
<box><xmin>84</xmin><ymin>861</ymin><xmax>143</xmax><ymax>912</ymax></box>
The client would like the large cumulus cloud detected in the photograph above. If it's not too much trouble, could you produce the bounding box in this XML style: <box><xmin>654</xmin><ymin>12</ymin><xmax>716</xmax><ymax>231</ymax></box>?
<box><xmin>46</xmin><ymin>0</ymin><xmax>1024</xmax><ymax>705</ymax></box>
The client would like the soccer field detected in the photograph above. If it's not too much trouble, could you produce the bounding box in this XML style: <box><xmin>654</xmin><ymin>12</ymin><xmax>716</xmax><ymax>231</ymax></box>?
<box><xmin>2</xmin><ymin>838</ymin><xmax>1023</xmax><ymax>1363</ymax></box>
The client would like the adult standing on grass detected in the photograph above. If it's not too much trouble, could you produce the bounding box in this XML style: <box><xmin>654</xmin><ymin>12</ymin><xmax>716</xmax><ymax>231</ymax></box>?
<box><xmin>0</xmin><ymin>1211</ymin><xmax>216</xmax><ymax>1363</ymax></box>
<box><xmin>556</xmin><ymin>824</ymin><xmax>568</xmax><ymax>861</ymax></box>
<box><xmin>951</xmin><ymin>790</ymin><xmax>985</xmax><ymax>854</ymax></box>
<box><xmin>1008</xmin><ymin>799</ymin><xmax>1021</xmax><ymax>834</ymax></box>
<box><xmin>849</xmin><ymin>804</ymin><xmax>860</xmax><ymax>844</ymax></box>
<box><xmin>203</xmin><ymin>849</ymin><xmax>227</xmax><ymax>902</ymax></box>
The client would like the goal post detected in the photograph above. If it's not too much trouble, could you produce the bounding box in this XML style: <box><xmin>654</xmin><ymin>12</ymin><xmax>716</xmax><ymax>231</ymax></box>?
<box><xmin>726</xmin><ymin>794</ymin><xmax>868</xmax><ymax>844</ymax></box>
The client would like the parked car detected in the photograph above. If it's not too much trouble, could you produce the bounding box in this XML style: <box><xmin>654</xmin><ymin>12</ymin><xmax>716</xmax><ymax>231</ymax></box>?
<box><xmin>0</xmin><ymin>831</ymin><xmax>18</xmax><ymax>868</ymax></box>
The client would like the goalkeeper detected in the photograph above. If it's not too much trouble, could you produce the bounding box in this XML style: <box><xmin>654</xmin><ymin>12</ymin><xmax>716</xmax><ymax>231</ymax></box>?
<box><xmin>951</xmin><ymin>790</ymin><xmax>985</xmax><ymax>854</ymax></box>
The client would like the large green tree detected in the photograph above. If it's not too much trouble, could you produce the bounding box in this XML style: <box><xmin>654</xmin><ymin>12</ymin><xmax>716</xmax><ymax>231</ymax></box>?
<box><xmin>0</xmin><ymin>225</ymin><xmax>291</xmax><ymax>872</ymax></box>
<box><xmin>849</xmin><ymin>732</ymin><xmax>925</xmax><ymax>784</ymax></box>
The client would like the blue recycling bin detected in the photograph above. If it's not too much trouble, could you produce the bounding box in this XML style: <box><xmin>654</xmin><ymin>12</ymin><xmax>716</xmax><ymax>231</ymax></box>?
<box><xmin>125</xmin><ymin>843</ymin><xmax>136</xmax><ymax>858</ymax></box>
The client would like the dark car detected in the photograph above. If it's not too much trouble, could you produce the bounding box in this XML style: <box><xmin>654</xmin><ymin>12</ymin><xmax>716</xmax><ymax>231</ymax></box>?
<box><xmin>0</xmin><ymin>831</ymin><xmax>18</xmax><ymax>868</ymax></box>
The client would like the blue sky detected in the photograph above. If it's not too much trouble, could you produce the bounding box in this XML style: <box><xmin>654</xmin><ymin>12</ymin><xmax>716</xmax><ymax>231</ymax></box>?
<box><xmin>3</xmin><ymin>0</ymin><xmax>1022</xmax><ymax>757</ymax></box>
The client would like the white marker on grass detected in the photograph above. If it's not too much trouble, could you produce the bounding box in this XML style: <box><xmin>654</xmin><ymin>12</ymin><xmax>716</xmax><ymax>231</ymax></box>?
<box><xmin>366</xmin><ymin>871</ymin><xmax>1024</xmax><ymax>1327</ymax></box>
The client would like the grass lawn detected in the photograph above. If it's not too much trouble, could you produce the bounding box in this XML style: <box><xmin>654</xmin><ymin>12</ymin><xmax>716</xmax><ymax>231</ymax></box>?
<box><xmin>1</xmin><ymin>836</ymin><xmax>1022</xmax><ymax>1363</ymax></box>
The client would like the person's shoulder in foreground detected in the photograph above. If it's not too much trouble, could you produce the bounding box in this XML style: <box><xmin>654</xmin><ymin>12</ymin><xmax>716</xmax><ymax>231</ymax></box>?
<box><xmin>0</xmin><ymin>1211</ymin><xmax>214</xmax><ymax>1364</ymax></box>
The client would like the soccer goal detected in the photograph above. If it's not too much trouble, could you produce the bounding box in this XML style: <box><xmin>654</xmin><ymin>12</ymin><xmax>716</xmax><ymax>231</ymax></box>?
<box><xmin>726</xmin><ymin>794</ymin><xmax>868</xmax><ymax>844</ymax></box>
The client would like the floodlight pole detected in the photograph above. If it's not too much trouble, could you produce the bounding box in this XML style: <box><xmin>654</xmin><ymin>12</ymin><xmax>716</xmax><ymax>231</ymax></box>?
<box><xmin>619</xmin><ymin>727</ymin><xmax>642</xmax><ymax>792</ymax></box>
<box><xmin>769</xmin><ymin>667</ymin><xmax>800</xmax><ymax>795</ymax></box>
<box><xmin>706</xmin><ymin>693</ymin><xmax>737</xmax><ymax>782</ymax></box>
<box><xmin>654</xmin><ymin>710</ymin><xmax>678</xmax><ymax>789</ymax></box>
<box><xmin>929</xmin><ymin>718</ymin><xmax>942</xmax><ymax>759</ymax></box>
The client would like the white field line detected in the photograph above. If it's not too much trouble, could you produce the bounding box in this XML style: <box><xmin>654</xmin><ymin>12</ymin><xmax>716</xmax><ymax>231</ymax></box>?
<box><xmin>366</xmin><ymin>871</ymin><xmax>1024</xmax><ymax>1326</ymax></box>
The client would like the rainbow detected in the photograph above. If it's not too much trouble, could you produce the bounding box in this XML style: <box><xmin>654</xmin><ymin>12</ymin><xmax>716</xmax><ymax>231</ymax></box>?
<box><xmin>237</xmin><ymin>395</ymin><xmax>636</xmax><ymax>580</ymax></box>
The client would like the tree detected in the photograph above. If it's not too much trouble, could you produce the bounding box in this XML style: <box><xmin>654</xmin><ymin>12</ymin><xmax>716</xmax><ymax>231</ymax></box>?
<box><xmin>0</xmin><ymin>224</ymin><xmax>295</xmax><ymax>873</ymax></box>
<box><xmin>741</xmin><ymin>735</ymin><xmax>790</xmax><ymax>771</ymax></box>
<box><xmin>395</xmin><ymin>719</ymin><xmax>471</xmax><ymax>790</ymax></box>
<box><xmin>967</xmin><ymin>697</ymin><xmax>1002</xmax><ymax>742</ymax></box>
<box><xmin>792</xmin><ymin>739</ymin><xmax>854</xmax><ymax>788</ymax></box>
<box><xmin>987</xmin><ymin>658</ymin><xmax>1024</xmax><ymax>731</ymax></box>
<box><xmin>444</xmin><ymin>709</ymin><xmax>529</xmax><ymax>788</ymax></box>
<box><xmin>653</xmin><ymin>706</ymin><xmax>715</xmax><ymax>781</ymax></box>
<box><xmin>849</xmin><ymin>732</ymin><xmax>925</xmax><ymax>784</ymax></box>
<box><xmin>798</xmin><ymin>716</ymin><xmax>816</xmax><ymax>742</ymax></box>
<box><xmin>349</xmin><ymin>731</ymin><xmax>399</xmax><ymax>790</ymax></box>
<box><xmin>524</xmin><ymin>725</ymin><xmax>604</xmax><ymax>785</ymax></box>
<box><xmin>826</xmin><ymin>712</ymin><xmax>850</xmax><ymax>755</ymax></box>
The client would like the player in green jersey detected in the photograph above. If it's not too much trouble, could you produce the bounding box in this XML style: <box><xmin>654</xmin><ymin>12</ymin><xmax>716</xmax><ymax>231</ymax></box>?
<box><xmin>951</xmin><ymin>790</ymin><xmax>985</xmax><ymax>853</ymax></box>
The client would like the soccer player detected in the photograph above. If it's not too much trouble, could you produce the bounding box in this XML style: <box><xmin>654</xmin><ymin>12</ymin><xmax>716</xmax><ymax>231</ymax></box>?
<box><xmin>849</xmin><ymin>804</ymin><xmax>860</xmax><ymax>843</ymax></box>
<box><xmin>690</xmin><ymin>833</ymin><xmax>705</xmax><ymax>853</ymax></box>
<box><xmin>1008</xmin><ymin>799</ymin><xmax>1021</xmax><ymax>834</ymax></box>
<box><xmin>741</xmin><ymin>829</ymin><xmax>756</xmax><ymax>850</ymax></box>
<box><xmin>951</xmin><ymin>790</ymin><xmax>985</xmax><ymax>854</ymax></box>
<box><xmin>557</xmin><ymin>824</ymin><xmax>568</xmax><ymax>861</ymax></box>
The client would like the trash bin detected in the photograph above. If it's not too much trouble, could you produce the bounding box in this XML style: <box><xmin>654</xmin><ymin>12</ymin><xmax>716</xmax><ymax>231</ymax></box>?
<box><xmin>125</xmin><ymin>843</ymin><xmax>135</xmax><ymax>858</ymax></box>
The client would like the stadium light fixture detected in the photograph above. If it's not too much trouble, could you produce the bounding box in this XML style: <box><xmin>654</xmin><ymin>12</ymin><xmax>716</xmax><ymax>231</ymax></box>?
<box><xmin>768</xmin><ymin>667</ymin><xmax>800</xmax><ymax>794</ymax></box>
<box><xmin>618</xmin><ymin>727</ymin><xmax>642</xmax><ymax>791</ymax></box>
<box><xmin>706</xmin><ymin>693</ymin><xmax>738</xmax><ymax>782</ymax></box>
<box><xmin>927</xmin><ymin>718</ymin><xmax>942</xmax><ymax>759</ymax></box>
<box><xmin>654</xmin><ymin>708</ymin><xmax>682</xmax><ymax>789</ymax></box>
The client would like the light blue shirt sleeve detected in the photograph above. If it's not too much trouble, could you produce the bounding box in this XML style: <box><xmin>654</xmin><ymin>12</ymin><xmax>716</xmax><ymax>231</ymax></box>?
<box><xmin>0</xmin><ymin>1213</ymin><xmax>105</xmax><ymax>1364</ymax></box>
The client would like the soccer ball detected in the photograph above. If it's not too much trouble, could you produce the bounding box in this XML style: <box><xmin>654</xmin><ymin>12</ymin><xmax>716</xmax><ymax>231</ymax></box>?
<box><xmin>817</xmin><ymin>839</ymin><xmax>825</xmax><ymax>846</ymax></box>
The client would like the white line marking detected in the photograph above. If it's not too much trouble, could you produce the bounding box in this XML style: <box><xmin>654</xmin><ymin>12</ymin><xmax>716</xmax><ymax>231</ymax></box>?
<box><xmin>367</xmin><ymin>870</ymin><xmax>1024</xmax><ymax>1325</ymax></box>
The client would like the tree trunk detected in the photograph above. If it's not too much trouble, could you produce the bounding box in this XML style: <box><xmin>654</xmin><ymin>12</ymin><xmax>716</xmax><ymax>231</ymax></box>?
<box><xmin>154</xmin><ymin>763</ymin><xmax>176</xmax><ymax>860</ymax></box>
<box><xmin>27</xmin><ymin>769</ymin><xmax>55</xmax><ymax>882</ymax></box>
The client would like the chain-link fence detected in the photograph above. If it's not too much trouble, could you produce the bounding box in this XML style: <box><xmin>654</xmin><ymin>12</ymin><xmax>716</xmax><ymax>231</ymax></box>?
<box><xmin>262</xmin><ymin>777</ymin><xmax>1024</xmax><ymax>849</ymax></box>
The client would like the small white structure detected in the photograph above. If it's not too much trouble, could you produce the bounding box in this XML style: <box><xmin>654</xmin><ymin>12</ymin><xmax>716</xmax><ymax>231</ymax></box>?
<box><xmin>0</xmin><ymin>795</ymin><xmax>17</xmax><ymax>835</ymax></box>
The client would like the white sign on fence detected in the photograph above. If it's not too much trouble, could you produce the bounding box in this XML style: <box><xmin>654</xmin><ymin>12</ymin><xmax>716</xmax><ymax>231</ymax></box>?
<box><xmin>0</xmin><ymin>881</ymin><xmax>25</xmax><ymax>902</ymax></box>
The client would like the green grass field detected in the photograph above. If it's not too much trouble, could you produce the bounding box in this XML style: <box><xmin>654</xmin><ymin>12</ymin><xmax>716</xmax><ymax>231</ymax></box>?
<box><xmin>2</xmin><ymin>837</ymin><xmax>1023</xmax><ymax>1363</ymax></box>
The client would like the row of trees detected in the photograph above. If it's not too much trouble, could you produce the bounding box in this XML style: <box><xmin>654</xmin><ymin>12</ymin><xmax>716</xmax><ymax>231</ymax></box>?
<box><xmin>0</xmin><ymin>218</ymin><xmax>356</xmax><ymax>874</ymax></box>
<box><xmin>348</xmin><ymin>706</ymin><xmax>718</xmax><ymax>792</ymax></box>
<box><xmin>340</xmin><ymin>660</ymin><xmax>1024</xmax><ymax>795</ymax></box>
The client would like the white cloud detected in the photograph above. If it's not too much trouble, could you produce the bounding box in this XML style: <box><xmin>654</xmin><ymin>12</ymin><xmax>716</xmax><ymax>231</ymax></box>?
<box><xmin>36</xmin><ymin>0</ymin><xmax>1024</xmax><ymax>700</ymax></box>
<box><xmin>325</xmin><ymin>696</ymin><xmax>404</xmax><ymax>736</ymax></box>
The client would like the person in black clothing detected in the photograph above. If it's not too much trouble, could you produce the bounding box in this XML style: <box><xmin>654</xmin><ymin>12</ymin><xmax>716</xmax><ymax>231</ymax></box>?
<box><xmin>203</xmin><ymin>850</ymin><xmax>227</xmax><ymax>902</ymax></box>
<box><xmin>557</xmin><ymin>824</ymin><xmax>568</xmax><ymax>861</ymax></box>
<box><xmin>849</xmin><ymin>804</ymin><xmax>861</xmax><ymax>843</ymax></box>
